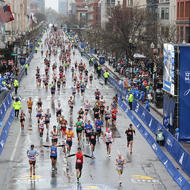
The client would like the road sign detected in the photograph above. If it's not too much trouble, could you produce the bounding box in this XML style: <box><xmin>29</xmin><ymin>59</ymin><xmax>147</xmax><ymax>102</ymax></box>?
<box><xmin>11</xmin><ymin>53</ymin><xmax>19</xmax><ymax>56</ymax></box>
<box><xmin>8</xmin><ymin>60</ymin><xmax>13</xmax><ymax>65</ymax></box>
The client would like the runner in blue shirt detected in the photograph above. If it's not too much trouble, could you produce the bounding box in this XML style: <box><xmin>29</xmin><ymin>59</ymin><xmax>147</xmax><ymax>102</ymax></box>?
<box><xmin>85</xmin><ymin>120</ymin><xmax>93</xmax><ymax>144</ymax></box>
<box><xmin>27</xmin><ymin>144</ymin><xmax>39</xmax><ymax>177</ymax></box>
<box><xmin>95</xmin><ymin>117</ymin><xmax>103</xmax><ymax>142</ymax></box>
<box><xmin>43</xmin><ymin>142</ymin><xmax>65</xmax><ymax>171</ymax></box>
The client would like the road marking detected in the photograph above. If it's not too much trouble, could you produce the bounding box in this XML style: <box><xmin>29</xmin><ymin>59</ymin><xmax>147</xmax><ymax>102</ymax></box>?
<box><xmin>10</xmin><ymin>130</ymin><xmax>21</xmax><ymax>161</ymax></box>
<box><xmin>132</xmin><ymin>175</ymin><xmax>153</xmax><ymax>180</ymax></box>
<box><xmin>19</xmin><ymin>174</ymin><xmax>42</xmax><ymax>180</ymax></box>
<box><xmin>83</xmin><ymin>186</ymin><xmax>99</xmax><ymax>189</ymax></box>
<box><xmin>131</xmin><ymin>175</ymin><xmax>160</xmax><ymax>184</ymax></box>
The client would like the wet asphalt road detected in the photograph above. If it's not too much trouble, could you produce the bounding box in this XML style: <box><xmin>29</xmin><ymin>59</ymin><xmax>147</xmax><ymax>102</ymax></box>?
<box><xmin>0</xmin><ymin>32</ymin><xmax>180</xmax><ymax>190</ymax></box>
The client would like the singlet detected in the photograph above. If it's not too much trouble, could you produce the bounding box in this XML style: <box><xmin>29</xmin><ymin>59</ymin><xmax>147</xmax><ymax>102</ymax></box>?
<box><xmin>105</xmin><ymin>110</ymin><xmax>111</xmax><ymax>118</ymax></box>
<box><xmin>50</xmin><ymin>145</ymin><xmax>57</xmax><ymax>157</ymax></box>
<box><xmin>84</xmin><ymin>102</ymin><xmax>90</xmax><ymax>109</ymax></box>
<box><xmin>45</xmin><ymin>113</ymin><xmax>51</xmax><ymax>121</ymax></box>
<box><xmin>90</xmin><ymin>132</ymin><xmax>96</xmax><ymax>142</ymax></box>
<box><xmin>37</xmin><ymin>101</ymin><xmax>42</xmax><ymax>107</ymax></box>
<box><xmin>52</xmin><ymin>129</ymin><xmax>58</xmax><ymax>139</ymax></box>
<box><xmin>39</xmin><ymin>120</ymin><xmax>44</xmax><ymax>129</ymax></box>
<box><xmin>105</xmin><ymin>132</ymin><xmax>112</xmax><ymax>142</ymax></box>
<box><xmin>66</xmin><ymin>131</ymin><xmax>74</xmax><ymax>141</ymax></box>
<box><xmin>81</xmin><ymin>84</ymin><xmax>85</xmax><ymax>91</ymax></box>
<box><xmin>125</xmin><ymin>129</ymin><xmax>134</xmax><ymax>139</ymax></box>
<box><xmin>76</xmin><ymin>121</ymin><xmax>83</xmax><ymax>131</ymax></box>
<box><xmin>116</xmin><ymin>158</ymin><xmax>124</xmax><ymax>169</ymax></box>
<box><xmin>27</xmin><ymin>100</ymin><xmax>33</xmax><ymax>108</ymax></box>
<box><xmin>112</xmin><ymin>109</ymin><xmax>117</xmax><ymax>119</ymax></box>
<box><xmin>76</xmin><ymin>152</ymin><xmax>83</xmax><ymax>164</ymax></box>
<box><xmin>72</xmin><ymin>86</ymin><xmax>76</xmax><ymax>93</ymax></box>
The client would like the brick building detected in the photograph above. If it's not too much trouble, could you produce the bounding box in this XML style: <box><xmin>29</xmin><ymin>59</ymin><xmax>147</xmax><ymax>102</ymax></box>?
<box><xmin>176</xmin><ymin>0</ymin><xmax>190</xmax><ymax>43</ymax></box>
<box><xmin>88</xmin><ymin>0</ymin><xmax>100</xmax><ymax>28</ymax></box>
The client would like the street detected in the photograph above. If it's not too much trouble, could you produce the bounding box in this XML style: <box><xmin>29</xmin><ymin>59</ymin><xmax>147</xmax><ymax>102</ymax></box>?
<box><xmin>0</xmin><ymin>32</ymin><xmax>180</xmax><ymax>190</ymax></box>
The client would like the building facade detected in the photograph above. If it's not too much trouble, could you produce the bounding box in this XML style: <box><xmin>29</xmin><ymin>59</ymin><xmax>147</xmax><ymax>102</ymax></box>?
<box><xmin>176</xmin><ymin>0</ymin><xmax>190</xmax><ymax>43</ymax></box>
<box><xmin>28</xmin><ymin>0</ymin><xmax>45</xmax><ymax>14</ymax></box>
<box><xmin>0</xmin><ymin>0</ymin><xmax>5</xmax><ymax>48</ymax></box>
<box><xmin>5</xmin><ymin>0</ymin><xmax>29</xmax><ymax>43</ymax></box>
<box><xmin>88</xmin><ymin>0</ymin><xmax>101</xmax><ymax>28</ymax></box>
<box><xmin>58</xmin><ymin>0</ymin><xmax>68</xmax><ymax>15</ymax></box>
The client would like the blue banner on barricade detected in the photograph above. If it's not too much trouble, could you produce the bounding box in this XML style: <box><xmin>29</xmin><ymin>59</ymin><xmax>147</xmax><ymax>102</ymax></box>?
<box><xmin>0</xmin><ymin>109</ymin><xmax>14</xmax><ymax>155</ymax></box>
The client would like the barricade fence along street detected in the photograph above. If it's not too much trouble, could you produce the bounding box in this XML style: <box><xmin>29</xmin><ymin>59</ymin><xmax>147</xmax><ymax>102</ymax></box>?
<box><xmin>0</xmin><ymin>109</ymin><xmax>14</xmax><ymax>155</ymax></box>
<box><xmin>118</xmin><ymin>98</ymin><xmax>190</xmax><ymax>190</ymax></box>
<box><xmin>74</xmin><ymin>44</ymin><xmax>190</xmax><ymax>180</ymax></box>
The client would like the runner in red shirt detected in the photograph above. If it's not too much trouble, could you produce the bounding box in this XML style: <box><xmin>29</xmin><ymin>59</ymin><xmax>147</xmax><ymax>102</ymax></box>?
<box><xmin>67</xmin><ymin>147</ymin><xmax>93</xmax><ymax>184</ymax></box>
<box><xmin>111</xmin><ymin>108</ymin><xmax>118</xmax><ymax>128</ymax></box>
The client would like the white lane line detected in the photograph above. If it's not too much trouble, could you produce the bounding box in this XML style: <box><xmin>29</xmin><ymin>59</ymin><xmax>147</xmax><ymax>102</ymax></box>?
<box><xmin>10</xmin><ymin>130</ymin><xmax>21</xmax><ymax>161</ymax></box>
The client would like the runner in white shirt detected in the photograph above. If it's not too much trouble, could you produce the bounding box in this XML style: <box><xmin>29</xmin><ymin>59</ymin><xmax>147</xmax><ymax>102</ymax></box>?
<box><xmin>104</xmin><ymin>128</ymin><xmax>114</xmax><ymax>157</ymax></box>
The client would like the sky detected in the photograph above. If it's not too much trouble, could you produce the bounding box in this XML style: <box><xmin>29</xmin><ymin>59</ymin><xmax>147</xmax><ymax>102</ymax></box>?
<box><xmin>45</xmin><ymin>0</ymin><xmax>58</xmax><ymax>11</ymax></box>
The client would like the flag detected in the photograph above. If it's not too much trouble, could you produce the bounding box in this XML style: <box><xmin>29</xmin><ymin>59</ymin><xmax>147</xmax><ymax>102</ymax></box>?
<box><xmin>30</xmin><ymin>14</ymin><xmax>34</xmax><ymax>29</ymax></box>
<box><xmin>0</xmin><ymin>5</ymin><xmax>14</xmax><ymax>24</ymax></box>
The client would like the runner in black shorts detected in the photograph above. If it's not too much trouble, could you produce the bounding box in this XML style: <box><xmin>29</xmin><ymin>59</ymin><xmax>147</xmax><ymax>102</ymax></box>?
<box><xmin>90</xmin><ymin>129</ymin><xmax>96</xmax><ymax>157</ymax></box>
<box><xmin>125</xmin><ymin>124</ymin><xmax>135</xmax><ymax>154</ymax></box>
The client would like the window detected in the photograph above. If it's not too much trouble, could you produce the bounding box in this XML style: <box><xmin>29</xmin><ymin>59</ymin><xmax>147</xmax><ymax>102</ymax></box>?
<box><xmin>185</xmin><ymin>2</ymin><xmax>190</xmax><ymax>17</ymax></box>
<box><xmin>165</xmin><ymin>8</ymin><xmax>169</xmax><ymax>19</ymax></box>
<box><xmin>180</xmin><ymin>2</ymin><xmax>184</xmax><ymax>17</ymax></box>
<box><xmin>160</xmin><ymin>7</ymin><xmax>169</xmax><ymax>20</ymax></box>
<box><xmin>177</xmin><ymin>2</ymin><xmax>179</xmax><ymax>18</ymax></box>
<box><xmin>180</xmin><ymin>27</ymin><xmax>184</xmax><ymax>42</ymax></box>
<box><xmin>186</xmin><ymin>27</ymin><xmax>190</xmax><ymax>43</ymax></box>
<box><xmin>161</xmin><ymin>8</ymin><xmax>165</xmax><ymax>19</ymax></box>
<box><xmin>96</xmin><ymin>15</ymin><xmax>98</xmax><ymax>20</ymax></box>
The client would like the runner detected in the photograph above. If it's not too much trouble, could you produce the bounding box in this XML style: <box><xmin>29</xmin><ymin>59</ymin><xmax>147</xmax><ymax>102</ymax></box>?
<box><xmin>84</xmin><ymin>100</ymin><xmax>90</xmax><ymax>117</ymax></box>
<box><xmin>20</xmin><ymin>110</ymin><xmax>26</xmax><ymax>131</ymax></box>
<box><xmin>116</xmin><ymin>153</ymin><xmax>126</xmax><ymax>185</ymax></box>
<box><xmin>90</xmin><ymin>129</ymin><xmax>96</xmax><ymax>157</ymax></box>
<box><xmin>105</xmin><ymin>106</ymin><xmax>111</xmax><ymax>129</ymax></box>
<box><xmin>56</xmin><ymin>103</ymin><xmax>62</xmax><ymax>121</ymax></box>
<box><xmin>67</xmin><ymin>147</ymin><xmax>93</xmax><ymax>184</ymax></box>
<box><xmin>72</xmin><ymin>84</ymin><xmax>76</xmax><ymax>98</ymax></box>
<box><xmin>27</xmin><ymin>144</ymin><xmax>39</xmax><ymax>177</ymax></box>
<box><xmin>43</xmin><ymin>142</ymin><xmax>65</xmax><ymax>171</ymax></box>
<box><xmin>104</xmin><ymin>128</ymin><xmax>114</xmax><ymax>157</ymax></box>
<box><xmin>89</xmin><ymin>73</ymin><xmax>93</xmax><ymax>85</ymax></box>
<box><xmin>84</xmin><ymin>120</ymin><xmax>93</xmax><ymax>144</ymax></box>
<box><xmin>51</xmin><ymin>125</ymin><xmax>58</xmax><ymax>144</ymax></box>
<box><xmin>93</xmin><ymin>103</ymin><xmax>100</xmax><ymax>120</ymax></box>
<box><xmin>80</xmin><ymin>82</ymin><xmax>86</xmax><ymax>97</ymax></box>
<box><xmin>27</xmin><ymin>97</ymin><xmax>33</xmax><ymax>118</ymax></box>
<box><xmin>68</xmin><ymin>96</ymin><xmax>74</xmax><ymax>114</ymax></box>
<box><xmin>44</xmin><ymin>108</ymin><xmax>51</xmax><ymax>134</ymax></box>
<box><xmin>39</xmin><ymin>116</ymin><xmax>44</xmax><ymax>137</ymax></box>
<box><xmin>100</xmin><ymin>103</ymin><xmax>105</xmax><ymax>121</ymax></box>
<box><xmin>125</xmin><ymin>123</ymin><xmax>136</xmax><ymax>154</ymax></box>
<box><xmin>59</xmin><ymin>116</ymin><xmax>68</xmax><ymax>139</ymax></box>
<box><xmin>95</xmin><ymin>89</ymin><xmax>100</xmax><ymax>100</ymax></box>
<box><xmin>111</xmin><ymin>108</ymin><xmax>118</xmax><ymax>128</ymax></box>
<box><xmin>95</xmin><ymin>117</ymin><xmax>103</xmax><ymax>142</ymax></box>
<box><xmin>75</xmin><ymin>118</ymin><xmax>84</xmax><ymax>145</ymax></box>
<box><xmin>65</xmin><ymin>127</ymin><xmax>74</xmax><ymax>155</ymax></box>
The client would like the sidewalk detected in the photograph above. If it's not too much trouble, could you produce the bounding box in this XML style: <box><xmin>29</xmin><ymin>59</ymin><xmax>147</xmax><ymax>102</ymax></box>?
<box><xmin>92</xmin><ymin>54</ymin><xmax>163</xmax><ymax>118</ymax></box>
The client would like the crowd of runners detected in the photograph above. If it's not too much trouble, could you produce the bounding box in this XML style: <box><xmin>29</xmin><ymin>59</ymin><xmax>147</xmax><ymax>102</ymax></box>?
<box><xmin>17</xmin><ymin>28</ymin><xmax>136</xmax><ymax>186</ymax></box>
